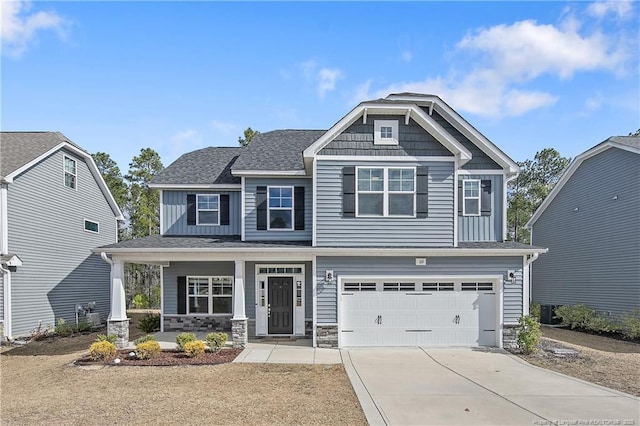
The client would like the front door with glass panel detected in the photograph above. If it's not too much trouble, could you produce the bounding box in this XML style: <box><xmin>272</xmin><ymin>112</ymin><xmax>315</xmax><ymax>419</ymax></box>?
<box><xmin>268</xmin><ymin>277</ymin><xmax>293</xmax><ymax>334</ymax></box>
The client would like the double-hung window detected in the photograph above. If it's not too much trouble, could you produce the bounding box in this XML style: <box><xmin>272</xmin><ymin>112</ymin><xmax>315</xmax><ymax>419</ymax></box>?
<box><xmin>187</xmin><ymin>276</ymin><xmax>233</xmax><ymax>314</ymax></box>
<box><xmin>357</xmin><ymin>167</ymin><xmax>415</xmax><ymax>217</ymax></box>
<box><xmin>268</xmin><ymin>186</ymin><xmax>293</xmax><ymax>230</ymax></box>
<box><xmin>196</xmin><ymin>194</ymin><xmax>219</xmax><ymax>225</ymax></box>
<box><xmin>64</xmin><ymin>156</ymin><xmax>76</xmax><ymax>189</ymax></box>
<box><xmin>462</xmin><ymin>179</ymin><xmax>480</xmax><ymax>216</ymax></box>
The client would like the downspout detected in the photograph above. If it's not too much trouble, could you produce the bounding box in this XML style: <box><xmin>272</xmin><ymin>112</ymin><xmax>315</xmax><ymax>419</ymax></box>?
<box><xmin>100</xmin><ymin>251</ymin><xmax>113</xmax><ymax>266</ymax></box>
<box><xmin>523</xmin><ymin>252</ymin><xmax>540</xmax><ymax>316</ymax></box>
<box><xmin>0</xmin><ymin>263</ymin><xmax>10</xmax><ymax>340</ymax></box>
<box><xmin>504</xmin><ymin>174</ymin><xmax>518</xmax><ymax>241</ymax></box>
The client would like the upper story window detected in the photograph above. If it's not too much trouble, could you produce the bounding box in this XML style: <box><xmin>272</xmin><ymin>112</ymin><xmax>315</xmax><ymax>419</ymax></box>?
<box><xmin>64</xmin><ymin>156</ymin><xmax>77</xmax><ymax>189</ymax></box>
<box><xmin>196</xmin><ymin>194</ymin><xmax>220</xmax><ymax>225</ymax></box>
<box><xmin>374</xmin><ymin>120</ymin><xmax>398</xmax><ymax>145</ymax></box>
<box><xmin>357</xmin><ymin>167</ymin><xmax>415</xmax><ymax>217</ymax></box>
<box><xmin>84</xmin><ymin>219</ymin><xmax>99</xmax><ymax>233</ymax></box>
<box><xmin>462</xmin><ymin>179</ymin><xmax>481</xmax><ymax>216</ymax></box>
<box><xmin>268</xmin><ymin>186</ymin><xmax>293</xmax><ymax>230</ymax></box>
<box><xmin>187</xmin><ymin>276</ymin><xmax>233</xmax><ymax>314</ymax></box>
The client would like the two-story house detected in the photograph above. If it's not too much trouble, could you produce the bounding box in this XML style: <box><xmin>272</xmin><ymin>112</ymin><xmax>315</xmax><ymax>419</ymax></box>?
<box><xmin>96</xmin><ymin>94</ymin><xmax>546</xmax><ymax>349</ymax></box>
<box><xmin>1</xmin><ymin>132</ymin><xmax>124</xmax><ymax>339</ymax></box>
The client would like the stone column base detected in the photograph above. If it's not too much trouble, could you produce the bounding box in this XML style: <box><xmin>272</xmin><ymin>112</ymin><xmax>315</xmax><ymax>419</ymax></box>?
<box><xmin>231</xmin><ymin>319</ymin><xmax>248</xmax><ymax>349</ymax></box>
<box><xmin>107</xmin><ymin>319</ymin><xmax>130</xmax><ymax>349</ymax></box>
<box><xmin>316</xmin><ymin>325</ymin><xmax>338</xmax><ymax>348</ymax></box>
<box><xmin>502</xmin><ymin>324</ymin><xmax>519</xmax><ymax>351</ymax></box>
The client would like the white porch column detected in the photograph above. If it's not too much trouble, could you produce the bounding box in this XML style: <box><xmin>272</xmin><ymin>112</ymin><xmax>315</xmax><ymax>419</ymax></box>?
<box><xmin>231</xmin><ymin>260</ymin><xmax>247</xmax><ymax>348</ymax></box>
<box><xmin>102</xmin><ymin>255</ymin><xmax>129</xmax><ymax>349</ymax></box>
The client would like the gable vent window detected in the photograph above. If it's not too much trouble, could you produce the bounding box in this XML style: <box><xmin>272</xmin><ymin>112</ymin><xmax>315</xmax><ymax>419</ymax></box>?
<box><xmin>374</xmin><ymin>120</ymin><xmax>398</xmax><ymax>145</ymax></box>
<box><xmin>64</xmin><ymin>156</ymin><xmax>77</xmax><ymax>189</ymax></box>
<box><xmin>84</xmin><ymin>219</ymin><xmax>99</xmax><ymax>233</ymax></box>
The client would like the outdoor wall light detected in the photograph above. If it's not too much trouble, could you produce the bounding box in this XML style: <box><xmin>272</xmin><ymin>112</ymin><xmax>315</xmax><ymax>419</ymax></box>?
<box><xmin>325</xmin><ymin>270</ymin><xmax>334</xmax><ymax>281</ymax></box>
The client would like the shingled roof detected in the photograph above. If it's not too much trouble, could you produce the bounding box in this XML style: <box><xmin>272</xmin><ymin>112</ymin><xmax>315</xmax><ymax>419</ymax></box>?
<box><xmin>151</xmin><ymin>147</ymin><xmax>243</xmax><ymax>186</ymax></box>
<box><xmin>231</xmin><ymin>129</ymin><xmax>326</xmax><ymax>171</ymax></box>
<box><xmin>0</xmin><ymin>132</ymin><xmax>85</xmax><ymax>179</ymax></box>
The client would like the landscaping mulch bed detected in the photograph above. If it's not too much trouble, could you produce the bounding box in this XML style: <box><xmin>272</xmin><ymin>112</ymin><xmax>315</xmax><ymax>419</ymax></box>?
<box><xmin>76</xmin><ymin>348</ymin><xmax>243</xmax><ymax>366</ymax></box>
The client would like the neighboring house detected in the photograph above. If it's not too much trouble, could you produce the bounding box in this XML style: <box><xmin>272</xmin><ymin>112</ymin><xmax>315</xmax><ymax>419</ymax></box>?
<box><xmin>0</xmin><ymin>132</ymin><xmax>124</xmax><ymax>339</ymax></box>
<box><xmin>526</xmin><ymin>136</ymin><xmax>640</xmax><ymax>321</ymax></box>
<box><xmin>97</xmin><ymin>94</ymin><xmax>546</xmax><ymax>349</ymax></box>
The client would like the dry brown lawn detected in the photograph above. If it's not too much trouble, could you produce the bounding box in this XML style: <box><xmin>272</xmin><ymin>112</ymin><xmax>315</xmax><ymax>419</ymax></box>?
<box><xmin>0</xmin><ymin>352</ymin><xmax>366</xmax><ymax>425</ymax></box>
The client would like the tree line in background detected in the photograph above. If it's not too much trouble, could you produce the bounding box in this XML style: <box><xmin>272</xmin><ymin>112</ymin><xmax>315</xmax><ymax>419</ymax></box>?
<box><xmin>92</xmin><ymin>148</ymin><xmax>164</xmax><ymax>309</ymax></box>
<box><xmin>94</xmin><ymin>127</ymin><xmax>640</xmax><ymax>305</ymax></box>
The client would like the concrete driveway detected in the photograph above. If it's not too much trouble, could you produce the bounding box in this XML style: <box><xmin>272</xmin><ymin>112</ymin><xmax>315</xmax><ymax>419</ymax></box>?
<box><xmin>343</xmin><ymin>347</ymin><xmax>640</xmax><ymax>425</ymax></box>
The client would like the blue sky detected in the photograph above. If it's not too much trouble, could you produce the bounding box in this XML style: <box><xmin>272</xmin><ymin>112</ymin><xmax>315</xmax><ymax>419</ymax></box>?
<box><xmin>2</xmin><ymin>1</ymin><xmax>638</xmax><ymax>171</ymax></box>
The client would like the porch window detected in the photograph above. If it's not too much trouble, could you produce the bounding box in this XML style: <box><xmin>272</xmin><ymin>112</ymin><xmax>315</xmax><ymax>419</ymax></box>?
<box><xmin>268</xmin><ymin>186</ymin><xmax>293</xmax><ymax>230</ymax></box>
<box><xmin>187</xmin><ymin>276</ymin><xmax>233</xmax><ymax>314</ymax></box>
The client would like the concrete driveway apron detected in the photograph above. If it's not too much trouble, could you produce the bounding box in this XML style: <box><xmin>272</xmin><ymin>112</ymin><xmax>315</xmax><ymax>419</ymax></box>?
<box><xmin>343</xmin><ymin>347</ymin><xmax>640</xmax><ymax>426</ymax></box>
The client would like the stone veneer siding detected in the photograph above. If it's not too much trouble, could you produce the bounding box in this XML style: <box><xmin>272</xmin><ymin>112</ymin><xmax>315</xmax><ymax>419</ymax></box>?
<box><xmin>107</xmin><ymin>319</ymin><xmax>130</xmax><ymax>349</ymax></box>
<box><xmin>316</xmin><ymin>325</ymin><xmax>338</xmax><ymax>348</ymax></box>
<box><xmin>502</xmin><ymin>324</ymin><xmax>518</xmax><ymax>350</ymax></box>
<box><xmin>163</xmin><ymin>315</ymin><xmax>231</xmax><ymax>332</ymax></box>
<box><xmin>231</xmin><ymin>319</ymin><xmax>247</xmax><ymax>348</ymax></box>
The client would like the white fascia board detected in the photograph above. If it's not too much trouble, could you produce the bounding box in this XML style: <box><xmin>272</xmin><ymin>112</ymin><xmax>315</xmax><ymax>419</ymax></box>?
<box><xmin>148</xmin><ymin>183</ymin><xmax>241</xmax><ymax>190</ymax></box>
<box><xmin>5</xmin><ymin>142</ymin><xmax>125</xmax><ymax>221</ymax></box>
<box><xmin>525</xmin><ymin>142</ymin><xmax>637</xmax><ymax>229</ymax></box>
<box><xmin>0</xmin><ymin>185</ymin><xmax>7</xmax><ymax>254</ymax></box>
<box><xmin>432</xmin><ymin>103</ymin><xmax>519</xmax><ymax>174</ymax></box>
<box><xmin>231</xmin><ymin>170</ymin><xmax>309</xmax><ymax>177</ymax></box>
<box><xmin>95</xmin><ymin>246</ymin><xmax>548</xmax><ymax>260</ymax></box>
<box><xmin>458</xmin><ymin>169</ymin><xmax>509</xmax><ymax>175</ymax></box>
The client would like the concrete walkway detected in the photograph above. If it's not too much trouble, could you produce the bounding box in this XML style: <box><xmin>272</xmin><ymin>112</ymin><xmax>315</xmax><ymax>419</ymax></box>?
<box><xmin>344</xmin><ymin>347</ymin><xmax>640</xmax><ymax>426</ymax></box>
<box><xmin>233</xmin><ymin>339</ymin><xmax>342</xmax><ymax>364</ymax></box>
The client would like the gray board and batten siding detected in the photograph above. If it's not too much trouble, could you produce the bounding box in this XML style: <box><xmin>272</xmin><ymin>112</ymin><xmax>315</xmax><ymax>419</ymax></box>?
<box><xmin>319</xmin><ymin>115</ymin><xmax>454</xmax><ymax>157</ymax></box>
<box><xmin>162</xmin><ymin>261</ymin><xmax>313</xmax><ymax>321</ymax></box>
<box><xmin>244</xmin><ymin>177</ymin><xmax>312</xmax><ymax>241</ymax></box>
<box><xmin>531</xmin><ymin>147</ymin><xmax>640</xmax><ymax>318</ymax></box>
<box><xmin>458</xmin><ymin>174</ymin><xmax>504</xmax><ymax>242</ymax></box>
<box><xmin>7</xmin><ymin>148</ymin><xmax>116</xmax><ymax>336</ymax></box>
<box><xmin>162</xmin><ymin>190</ymin><xmax>241</xmax><ymax>236</ymax></box>
<box><xmin>315</xmin><ymin>160</ymin><xmax>455</xmax><ymax>247</ymax></box>
<box><xmin>316</xmin><ymin>256</ymin><xmax>524</xmax><ymax>325</ymax></box>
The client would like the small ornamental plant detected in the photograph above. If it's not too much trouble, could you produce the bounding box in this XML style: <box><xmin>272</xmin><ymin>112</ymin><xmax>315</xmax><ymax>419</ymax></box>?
<box><xmin>206</xmin><ymin>332</ymin><xmax>227</xmax><ymax>353</ymax></box>
<box><xmin>95</xmin><ymin>334</ymin><xmax>118</xmax><ymax>344</ymax></box>
<box><xmin>176</xmin><ymin>332</ymin><xmax>197</xmax><ymax>351</ymax></box>
<box><xmin>136</xmin><ymin>340</ymin><xmax>161</xmax><ymax>360</ymax></box>
<box><xmin>88</xmin><ymin>340</ymin><xmax>117</xmax><ymax>361</ymax></box>
<box><xmin>134</xmin><ymin>335</ymin><xmax>157</xmax><ymax>345</ymax></box>
<box><xmin>183</xmin><ymin>340</ymin><xmax>206</xmax><ymax>358</ymax></box>
<box><xmin>517</xmin><ymin>315</ymin><xmax>541</xmax><ymax>354</ymax></box>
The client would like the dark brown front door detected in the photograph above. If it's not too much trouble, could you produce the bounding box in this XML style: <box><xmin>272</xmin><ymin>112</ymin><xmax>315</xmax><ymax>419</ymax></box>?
<box><xmin>268</xmin><ymin>277</ymin><xmax>293</xmax><ymax>334</ymax></box>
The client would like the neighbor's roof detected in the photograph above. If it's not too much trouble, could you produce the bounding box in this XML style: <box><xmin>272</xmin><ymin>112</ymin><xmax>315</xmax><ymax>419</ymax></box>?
<box><xmin>231</xmin><ymin>129</ymin><xmax>326</xmax><ymax>172</ymax></box>
<box><xmin>526</xmin><ymin>135</ymin><xmax>640</xmax><ymax>229</ymax></box>
<box><xmin>0</xmin><ymin>131</ymin><xmax>85</xmax><ymax>179</ymax></box>
<box><xmin>150</xmin><ymin>147</ymin><xmax>243</xmax><ymax>186</ymax></box>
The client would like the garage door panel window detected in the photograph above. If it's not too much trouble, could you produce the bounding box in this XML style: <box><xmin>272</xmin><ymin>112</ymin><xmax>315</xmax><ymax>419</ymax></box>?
<box><xmin>422</xmin><ymin>282</ymin><xmax>454</xmax><ymax>291</ymax></box>
<box><xmin>383</xmin><ymin>282</ymin><xmax>415</xmax><ymax>291</ymax></box>
<box><xmin>344</xmin><ymin>282</ymin><xmax>377</xmax><ymax>292</ymax></box>
<box><xmin>461</xmin><ymin>282</ymin><xmax>493</xmax><ymax>291</ymax></box>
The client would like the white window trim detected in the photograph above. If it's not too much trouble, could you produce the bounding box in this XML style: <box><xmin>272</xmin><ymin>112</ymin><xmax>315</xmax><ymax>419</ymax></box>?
<box><xmin>83</xmin><ymin>218</ymin><xmax>99</xmax><ymax>234</ymax></box>
<box><xmin>186</xmin><ymin>275</ymin><xmax>233</xmax><ymax>315</ymax></box>
<box><xmin>267</xmin><ymin>185</ymin><xmax>294</xmax><ymax>231</ymax></box>
<box><xmin>196</xmin><ymin>194</ymin><xmax>220</xmax><ymax>226</ymax></box>
<box><xmin>63</xmin><ymin>155</ymin><xmax>77</xmax><ymax>190</ymax></box>
<box><xmin>462</xmin><ymin>179</ymin><xmax>481</xmax><ymax>216</ymax></box>
<box><xmin>356</xmin><ymin>166</ymin><xmax>416</xmax><ymax>218</ymax></box>
<box><xmin>374</xmin><ymin>120</ymin><xmax>399</xmax><ymax>145</ymax></box>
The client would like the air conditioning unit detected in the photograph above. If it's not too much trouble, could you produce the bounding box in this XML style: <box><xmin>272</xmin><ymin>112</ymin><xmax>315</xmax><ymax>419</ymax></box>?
<box><xmin>85</xmin><ymin>313</ymin><xmax>101</xmax><ymax>327</ymax></box>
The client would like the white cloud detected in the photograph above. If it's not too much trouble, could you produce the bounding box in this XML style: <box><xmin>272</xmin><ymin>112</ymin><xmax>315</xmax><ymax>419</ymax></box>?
<box><xmin>169</xmin><ymin>130</ymin><xmax>201</xmax><ymax>156</ymax></box>
<box><xmin>353</xmin><ymin>10</ymin><xmax>634</xmax><ymax>118</ymax></box>
<box><xmin>587</xmin><ymin>0</ymin><xmax>634</xmax><ymax>19</ymax></box>
<box><xmin>401</xmin><ymin>50</ymin><xmax>413</xmax><ymax>63</ymax></box>
<box><xmin>317</xmin><ymin>67</ymin><xmax>343</xmax><ymax>99</ymax></box>
<box><xmin>1</xmin><ymin>0</ymin><xmax>68</xmax><ymax>58</ymax></box>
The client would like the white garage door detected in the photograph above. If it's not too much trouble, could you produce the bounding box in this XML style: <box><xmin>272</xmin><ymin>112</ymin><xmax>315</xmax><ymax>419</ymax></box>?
<box><xmin>340</xmin><ymin>279</ymin><xmax>497</xmax><ymax>347</ymax></box>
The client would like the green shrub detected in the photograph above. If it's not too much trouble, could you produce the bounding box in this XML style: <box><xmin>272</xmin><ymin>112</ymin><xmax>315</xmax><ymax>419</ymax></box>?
<box><xmin>206</xmin><ymin>332</ymin><xmax>227</xmax><ymax>352</ymax></box>
<box><xmin>96</xmin><ymin>334</ymin><xmax>118</xmax><ymax>344</ymax></box>
<box><xmin>132</xmin><ymin>293</ymin><xmax>149</xmax><ymax>309</ymax></box>
<box><xmin>176</xmin><ymin>332</ymin><xmax>197</xmax><ymax>351</ymax></box>
<box><xmin>134</xmin><ymin>335</ymin><xmax>157</xmax><ymax>345</ymax></box>
<box><xmin>88</xmin><ymin>341</ymin><xmax>117</xmax><ymax>361</ymax></box>
<box><xmin>517</xmin><ymin>315</ymin><xmax>541</xmax><ymax>354</ymax></box>
<box><xmin>622</xmin><ymin>309</ymin><xmax>640</xmax><ymax>340</ymax></box>
<box><xmin>76</xmin><ymin>319</ymin><xmax>93</xmax><ymax>332</ymax></box>
<box><xmin>184</xmin><ymin>340</ymin><xmax>205</xmax><ymax>358</ymax></box>
<box><xmin>135</xmin><ymin>340</ymin><xmax>161</xmax><ymax>360</ymax></box>
<box><xmin>55</xmin><ymin>318</ymin><xmax>74</xmax><ymax>337</ymax></box>
<box><xmin>554</xmin><ymin>304</ymin><xmax>595</xmax><ymax>329</ymax></box>
<box><xmin>586</xmin><ymin>314</ymin><xmax>619</xmax><ymax>334</ymax></box>
<box><xmin>529</xmin><ymin>302</ymin><xmax>541</xmax><ymax>321</ymax></box>
<box><xmin>139</xmin><ymin>313</ymin><xmax>161</xmax><ymax>334</ymax></box>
